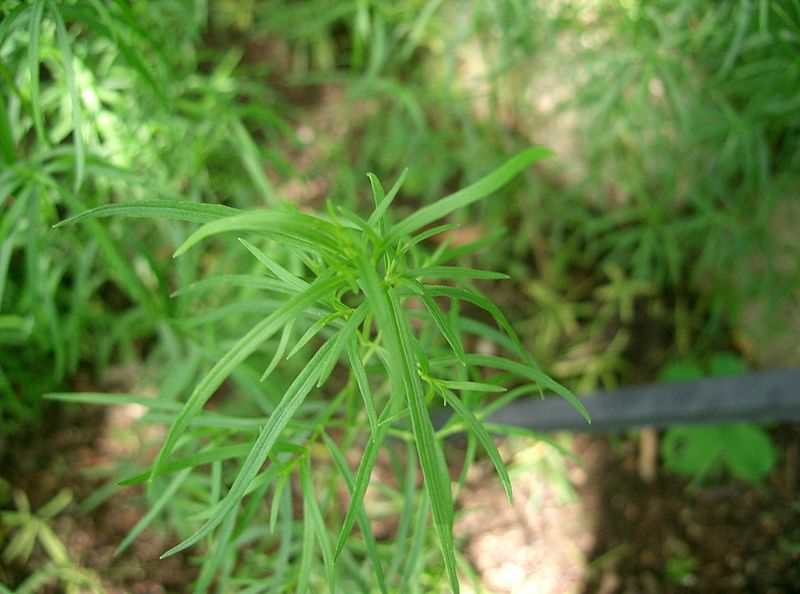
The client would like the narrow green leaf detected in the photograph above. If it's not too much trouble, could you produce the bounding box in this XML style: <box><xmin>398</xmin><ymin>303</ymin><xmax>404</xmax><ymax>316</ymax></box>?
<box><xmin>322</xmin><ymin>432</ymin><xmax>388</xmax><ymax>594</ymax></box>
<box><xmin>269</xmin><ymin>470</ymin><xmax>291</xmax><ymax>534</ymax></box>
<box><xmin>300</xmin><ymin>455</ymin><xmax>336</xmax><ymax>592</ymax></box>
<box><xmin>437</xmin><ymin>380</ymin><xmax>506</xmax><ymax>393</ymax></box>
<box><xmin>423</xmin><ymin>284</ymin><xmax>535</xmax><ymax>366</ymax></box>
<box><xmin>239</xmin><ymin>237</ymin><xmax>308</xmax><ymax>291</ymax></box>
<box><xmin>287</xmin><ymin>311</ymin><xmax>342</xmax><ymax>360</ymax></box>
<box><xmin>386</xmin><ymin>147</ymin><xmax>552</xmax><ymax>242</ymax></box>
<box><xmin>463</xmin><ymin>353</ymin><xmax>589</xmax><ymax>423</ymax></box>
<box><xmin>430</xmin><ymin>228</ymin><xmax>506</xmax><ymax>266</ymax></box>
<box><xmin>28</xmin><ymin>0</ymin><xmax>47</xmax><ymax>145</ymax></box>
<box><xmin>400</xmin><ymin>223</ymin><xmax>460</xmax><ymax>253</ymax></box>
<box><xmin>315</xmin><ymin>306</ymin><xmax>367</xmax><ymax>387</ymax></box>
<box><xmin>55</xmin><ymin>200</ymin><xmax>241</xmax><ymax>227</ymax></box>
<box><xmin>346</xmin><ymin>335</ymin><xmax>378</xmax><ymax>438</ymax></box>
<box><xmin>48</xmin><ymin>0</ymin><xmax>84</xmax><ymax>190</ymax></box>
<box><xmin>117</xmin><ymin>444</ymin><xmax>251</xmax><ymax>486</ymax></box>
<box><xmin>176</xmin><ymin>299</ymin><xmax>282</xmax><ymax>328</ymax></box>
<box><xmin>0</xmin><ymin>87</ymin><xmax>16</xmax><ymax>165</ymax></box>
<box><xmin>174</xmin><ymin>211</ymin><xmax>343</xmax><ymax>257</ymax></box>
<box><xmin>261</xmin><ymin>319</ymin><xmax>294</xmax><ymax>381</ymax></box>
<box><xmin>160</xmin><ymin>309</ymin><xmax>363</xmax><ymax>559</ymax></box>
<box><xmin>335</xmin><ymin>204</ymin><xmax>382</xmax><ymax>247</ymax></box>
<box><xmin>408</xmin><ymin>266</ymin><xmax>509</xmax><ymax>281</ymax></box>
<box><xmin>400</xmin><ymin>493</ymin><xmax>430</xmax><ymax>592</ymax></box>
<box><xmin>367</xmin><ymin>173</ymin><xmax>385</xmax><ymax>212</ymax></box>
<box><xmin>0</xmin><ymin>198</ymin><xmax>26</xmax><ymax>307</ymax></box>
<box><xmin>397</xmin><ymin>277</ymin><xmax>466</xmax><ymax>365</ymax></box>
<box><xmin>44</xmin><ymin>392</ymin><xmax>181</xmax><ymax>411</ymax></box>
<box><xmin>385</xmin><ymin>288</ymin><xmax>459</xmax><ymax>594</ymax></box>
<box><xmin>439</xmin><ymin>387</ymin><xmax>512</xmax><ymax>503</ymax></box>
<box><xmin>192</xmin><ymin>507</ymin><xmax>237</xmax><ymax>594</ymax></box>
<box><xmin>386</xmin><ymin>440</ymin><xmax>417</xmax><ymax>583</ymax></box>
<box><xmin>333</xmin><ymin>408</ymin><xmax>391</xmax><ymax>558</ymax></box>
<box><xmin>116</xmin><ymin>468</ymin><xmax>191</xmax><ymax>556</ymax></box>
<box><xmin>229</xmin><ymin>116</ymin><xmax>275</xmax><ymax>204</ymax></box>
<box><xmin>52</xmin><ymin>186</ymin><xmax>161</xmax><ymax>314</ymax></box>
<box><xmin>367</xmin><ymin>168</ymin><xmax>407</xmax><ymax>234</ymax></box>
<box><xmin>457</xmin><ymin>317</ymin><xmax>521</xmax><ymax>358</ymax></box>
<box><xmin>151</xmin><ymin>273</ymin><xmax>343</xmax><ymax>486</ymax></box>
<box><xmin>171</xmin><ymin>274</ymin><xmax>294</xmax><ymax>298</ymax></box>
<box><xmin>37</xmin><ymin>489</ymin><xmax>72</xmax><ymax>519</ymax></box>
<box><xmin>297</xmin><ymin>485</ymin><xmax>316</xmax><ymax>594</ymax></box>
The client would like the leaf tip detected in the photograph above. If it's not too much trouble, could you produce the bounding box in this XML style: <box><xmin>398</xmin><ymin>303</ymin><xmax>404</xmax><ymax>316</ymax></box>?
<box><xmin>159</xmin><ymin>542</ymin><xmax>183</xmax><ymax>559</ymax></box>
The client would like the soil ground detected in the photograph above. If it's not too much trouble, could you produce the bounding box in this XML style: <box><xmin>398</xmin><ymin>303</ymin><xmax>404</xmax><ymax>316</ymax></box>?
<box><xmin>579</xmin><ymin>425</ymin><xmax>800</xmax><ymax>594</ymax></box>
<box><xmin>0</xmin><ymin>402</ymin><xmax>196</xmax><ymax>594</ymax></box>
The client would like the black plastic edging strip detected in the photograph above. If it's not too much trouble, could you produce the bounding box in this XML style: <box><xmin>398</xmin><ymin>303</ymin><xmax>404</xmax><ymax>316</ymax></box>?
<box><xmin>435</xmin><ymin>367</ymin><xmax>800</xmax><ymax>433</ymax></box>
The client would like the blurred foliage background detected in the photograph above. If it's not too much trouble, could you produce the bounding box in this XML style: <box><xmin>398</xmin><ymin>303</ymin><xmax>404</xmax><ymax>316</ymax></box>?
<box><xmin>1</xmin><ymin>0</ymin><xmax>798</xmax><ymax>591</ymax></box>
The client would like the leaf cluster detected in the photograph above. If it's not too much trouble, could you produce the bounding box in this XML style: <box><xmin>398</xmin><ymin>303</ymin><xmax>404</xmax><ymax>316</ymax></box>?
<box><xmin>56</xmin><ymin>148</ymin><xmax>588</xmax><ymax>592</ymax></box>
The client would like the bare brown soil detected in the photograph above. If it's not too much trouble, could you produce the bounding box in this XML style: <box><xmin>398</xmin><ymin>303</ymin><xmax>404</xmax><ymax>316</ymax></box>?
<box><xmin>580</xmin><ymin>426</ymin><xmax>800</xmax><ymax>594</ymax></box>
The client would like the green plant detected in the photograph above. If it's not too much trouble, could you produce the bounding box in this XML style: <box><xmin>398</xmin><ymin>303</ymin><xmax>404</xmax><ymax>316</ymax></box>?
<box><xmin>0</xmin><ymin>0</ymin><xmax>290</xmax><ymax>432</ymax></box>
<box><xmin>54</xmin><ymin>148</ymin><xmax>588</xmax><ymax>592</ymax></box>
<box><xmin>0</xmin><ymin>488</ymin><xmax>106</xmax><ymax>594</ymax></box>
<box><xmin>472</xmin><ymin>1</ymin><xmax>800</xmax><ymax>381</ymax></box>
<box><xmin>659</xmin><ymin>353</ymin><xmax>777</xmax><ymax>485</ymax></box>
<box><xmin>572</xmin><ymin>2</ymin><xmax>798</xmax><ymax>325</ymax></box>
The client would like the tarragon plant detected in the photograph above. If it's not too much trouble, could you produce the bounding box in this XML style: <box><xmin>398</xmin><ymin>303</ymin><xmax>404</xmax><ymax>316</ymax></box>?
<box><xmin>54</xmin><ymin>148</ymin><xmax>588</xmax><ymax>593</ymax></box>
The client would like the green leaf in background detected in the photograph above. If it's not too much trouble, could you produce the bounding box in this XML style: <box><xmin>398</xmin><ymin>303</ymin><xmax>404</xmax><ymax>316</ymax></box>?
<box><xmin>662</xmin><ymin>423</ymin><xmax>776</xmax><ymax>483</ymax></box>
<box><xmin>385</xmin><ymin>146</ymin><xmax>553</xmax><ymax>243</ymax></box>
<box><xmin>719</xmin><ymin>423</ymin><xmax>777</xmax><ymax>482</ymax></box>
<box><xmin>54</xmin><ymin>200</ymin><xmax>242</xmax><ymax>227</ymax></box>
<box><xmin>659</xmin><ymin>353</ymin><xmax>777</xmax><ymax>483</ymax></box>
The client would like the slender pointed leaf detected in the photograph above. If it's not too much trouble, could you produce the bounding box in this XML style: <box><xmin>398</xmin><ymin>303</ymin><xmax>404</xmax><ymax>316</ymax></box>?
<box><xmin>439</xmin><ymin>387</ymin><xmax>512</xmax><ymax>503</ymax></box>
<box><xmin>300</xmin><ymin>455</ymin><xmax>336</xmax><ymax>592</ymax></box>
<box><xmin>192</xmin><ymin>508</ymin><xmax>237</xmax><ymax>594</ymax></box>
<box><xmin>408</xmin><ymin>266</ymin><xmax>509</xmax><ymax>281</ymax></box>
<box><xmin>385</xmin><ymin>288</ymin><xmax>459</xmax><ymax>594</ymax></box>
<box><xmin>386</xmin><ymin>147</ymin><xmax>551</xmax><ymax>242</ymax></box>
<box><xmin>44</xmin><ymin>391</ymin><xmax>181</xmax><ymax>411</ymax></box>
<box><xmin>400</xmin><ymin>223</ymin><xmax>460</xmax><ymax>252</ymax></box>
<box><xmin>333</xmin><ymin>407</ymin><xmax>391</xmax><ymax>558</ymax></box>
<box><xmin>346</xmin><ymin>335</ymin><xmax>378</xmax><ymax>437</ymax></box>
<box><xmin>117</xmin><ymin>444</ymin><xmax>251</xmax><ymax>486</ymax></box>
<box><xmin>160</xmin><ymin>308</ymin><xmax>363</xmax><ymax>558</ymax></box>
<box><xmin>116</xmin><ymin>468</ymin><xmax>191</xmax><ymax>556</ymax></box>
<box><xmin>397</xmin><ymin>277</ymin><xmax>465</xmax><ymax>365</ymax></box>
<box><xmin>287</xmin><ymin>311</ymin><xmax>342</xmax><ymax>360</ymax></box>
<box><xmin>462</xmin><ymin>353</ymin><xmax>589</xmax><ymax>422</ymax></box>
<box><xmin>261</xmin><ymin>319</ymin><xmax>294</xmax><ymax>382</ymax></box>
<box><xmin>174</xmin><ymin>211</ymin><xmax>344</xmax><ymax>257</ymax></box>
<box><xmin>55</xmin><ymin>200</ymin><xmax>241</xmax><ymax>227</ymax></box>
<box><xmin>29</xmin><ymin>0</ymin><xmax>47</xmax><ymax>145</ymax></box>
<box><xmin>367</xmin><ymin>168</ymin><xmax>408</xmax><ymax>234</ymax></box>
<box><xmin>48</xmin><ymin>0</ymin><xmax>84</xmax><ymax>190</ymax></box>
<box><xmin>322</xmin><ymin>432</ymin><xmax>388</xmax><ymax>594</ymax></box>
<box><xmin>151</xmin><ymin>274</ymin><xmax>343</xmax><ymax>484</ymax></box>
<box><xmin>239</xmin><ymin>237</ymin><xmax>308</xmax><ymax>291</ymax></box>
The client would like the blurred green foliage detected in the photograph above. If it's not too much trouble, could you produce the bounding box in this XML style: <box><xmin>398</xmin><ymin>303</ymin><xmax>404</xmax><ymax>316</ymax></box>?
<box><xmin>1</xmin><ymin>0</ymin><xmax>797</xmax><ymax>590</ymax></box>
